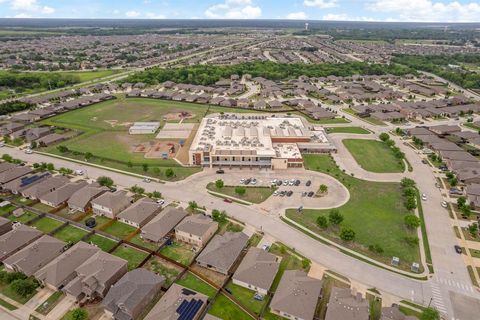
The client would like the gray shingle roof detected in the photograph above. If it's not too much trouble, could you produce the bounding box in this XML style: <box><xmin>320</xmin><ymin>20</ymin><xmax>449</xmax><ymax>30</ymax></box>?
<box><xmin>270</xmin><ymin>270</ymin><xmax>323</xmax><ymax>320</ymax></box>
<box><xmin>67</xmin><ymin>183</ymin><xmax>109</xmax><ymax>210</ymax></box>
<box><xmin>141</xmin><ymin>207</ymin><xmax>188</xmax><ymax>242</ymax></box>
<box><xmin>325</xmin><ymin>287</ymin><xmax>370</xmax><ymax>320</ymax></box>
<box><xmin>196</xmin><ymin>232</ymin><xmax>249</xmax><ymax>273</ymax></box>
<box><xmin>175</xmin><ymin>214</ymin><xmax>218</xmax><ymax>237</ymax></box>
<box><xmin>117</xmin><ymin>197</ymin><xmax>161</xmax><ymax>226</ymax></box>
<box><xmin>22</xmin><ymin>175</ymin><xmax>70</xmax><ymax>199</ymax></box>
<box><xmin>233</xmin><ymin>247</ymin><xmax>280</xmax><ymax>292</ymax></box>
<box><xmin>91</xmin><ymin>190</ymin><xmax>132</xmax><ymax>212</ymax></box>
<box><xmin>0</xmin><ymin>225</ymin><xmax>42</xmax><ymax>261</ymax></box>
<box><xmin>39</xmin><ymin>180</ymin><xmax>88</xmax><ymax>206</ymax></box>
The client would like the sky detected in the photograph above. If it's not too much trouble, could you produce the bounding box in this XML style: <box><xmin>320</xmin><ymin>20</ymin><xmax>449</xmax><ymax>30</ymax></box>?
<box><xmin>1</xmin><ymin>0</ymin><xmax>480</xmax><ymax>22</ymax></box>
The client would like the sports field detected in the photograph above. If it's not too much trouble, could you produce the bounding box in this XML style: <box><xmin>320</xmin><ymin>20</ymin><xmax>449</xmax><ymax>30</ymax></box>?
<box><xmin>41</xmin><ymin>96</ymin><xmax>263</xmax><ymax>180</ymax></box>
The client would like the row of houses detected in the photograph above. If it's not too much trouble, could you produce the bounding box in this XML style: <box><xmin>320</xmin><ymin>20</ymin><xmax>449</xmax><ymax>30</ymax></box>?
<box><xmin>406</xmin><ymin>124</ymin><xmax>480</xmax><ymax>211</ymax></box>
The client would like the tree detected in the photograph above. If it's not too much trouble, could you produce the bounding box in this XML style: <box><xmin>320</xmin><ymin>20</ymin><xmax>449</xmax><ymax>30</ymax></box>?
<box><xmin>379</xmin><ymin>132</ymin><xmax>390</xmax><ymax>142</ymax></box>
<box><xmin>151</xmin><ymin>191</ymin><xmax>162</xmax><ymax>199</ymax></box>
<box><xmin>319</xmin><ymin>184</ymin><xmax>328</xmax><ymax>194</ymax></box>
<box><xmin>97</xmin><ymin>176</ymin><xmax>114</xmax><ymax>188</ymax></box>
<box><xmin>69</xmin><ymin>308</ymin><xmax>89</xmax><ymax>320</ymax></box>
<box><xmin>401</xmin><ymin>177</ymin><xmax>416</xmax><ymax>188</ymax></box>
<box><xmin>405</xmin><ymin>196</ymin><xmax>417</xmax><ymax>210</ymax></box>
<box><xmin>46</xmin><ymin>163</ymin><xmax>54</xmax><ymax>171</ymax></box>
<box><xmin>84</xmin><ymin>152</ymin><xmax>93</xmax><ymax>161</ymax></box>
<box><xmin>2</xmin><ymin>154</ymin><xmax>12</xmax><ymax>162</ymax></box>
<box><xmin>59</xmin><ymin>167</ymin><xmax>73</xmax><ymax>175</ymax></box>
<box><xmin>403</xmin><ymin>187</ymin><xmax>416</xmax><ymax>197</ymax></box>
<box><xmin>457</xmin><ymin>196</ymin><xmax>467</xmax><ymax>209</ymax></box>
<box><xmin>30</xmin><ymin>141</ymin><xmax>37</xmax><ymax>149</ymax></box>
<box><xmin>340</xmin><ymin>228</ymin><xmax>355</xmax><ymax>241</ymax></box>
<box><xmin>188</xmin><ymin>201</ymin><xmax>198</xmax><ymax>211</ymax></box>
<box><xmin>302</xmin><ymin>258</ymin><xmax>311</xmax><ymax>269</ymax></box>
<box><xmin>142</xmin><ymin>163</ymin><xmax>149</xmax><ymax>172</ymax></box>
<box><xmin>420</xmin><ymin>307</ymin><xmax>440</xmax><ymax>320</ymax></box>
<box><xmin>10</xmin><ymin>278</ymin><xmax>37</xmax><ymax>297</ymax></box>
<box><xmin>153</xmin><ymin>167</ymin><xmax>161</xmax><ymax>176</ymax></box>
<box><xmin>404</xmin><ymin>215</ymin><xmax>421</xmax><ymax>229</ymax></box>
<box><xmin>328</xmin><ymin>209</ymin><xmax>344</xmax><ymax>225</ymax></box>
<box><xmin>165</xmin><ymin>168</ymin><xmax>175</xmax><ymax>178</ymax></box>
<box><xmin>212</xmin><ymin>209</ymin><xmax>227</xmax><ymax>223</ymax></box>
<box><xmin>386</xmin><ymin>139</ymin><xmax>395</xmax><ymax>147</ymax></box>
<box><xmin>127</xmin><ymin>161</ymin><xmax>133</xmax><ymax>168</ymax></box>
<box><xmin>316</xmin><ymin>215</ymin><xmax>328</xmax><ymax>229</ymax></box>
<box><xmin>468</xmin><ymin>223</ymin><xmax>478</xmax><ymax>237</ymax></box>
<box><xmin>215</xmin><ymin>179</ymin><xmax>224</xmax><ymax>189</ymax></box>
<box><xmin>462</xmin><ymin>205</ymin><xmax>472</xmax><ymax>218</ymax></box>
<box><xmin>235</xmin><ymin>186</ymin><xmax>246</xmax><ymax>196</ymax></box>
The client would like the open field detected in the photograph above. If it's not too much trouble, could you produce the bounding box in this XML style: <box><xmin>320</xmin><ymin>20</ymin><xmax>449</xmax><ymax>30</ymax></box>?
<box><xmin>60</xmin><ymin>70</ymin><xmax>121</xmax><ymax>82</ymax></box>
<box><xmin>286</xmin><ymin>155</ymin><xmax>421</xmax><ymax>271</ymax></box>
<box><xmin>207</xmin><ymin>183</ymin><xmax>275</xmax><ymax>204</ymax></box>
<box><xmin>343</xmin><ymin>139</ymin><xmax>405</xmax><ymax>173</ymax></box>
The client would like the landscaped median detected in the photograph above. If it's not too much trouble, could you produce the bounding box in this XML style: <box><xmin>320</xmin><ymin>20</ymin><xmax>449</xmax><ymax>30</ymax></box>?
<box><xmin>206</xmin><ymin>182</ymin><xmax>276</xmax><ymax>204</ymax></box>
<box><xmin>285</xmin><ymin>154</ymin><xmax>426</xmax><ymax>274</ymax></box>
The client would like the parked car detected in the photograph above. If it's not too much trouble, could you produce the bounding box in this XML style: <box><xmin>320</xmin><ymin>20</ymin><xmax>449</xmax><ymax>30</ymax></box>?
<box><xmin>240</xmin><ymin>178</ymin><xmax>245</xmax><ymax>184</ymax></box>
<box><xmin>454</xmin><ymin>245</ymin><xmax>462</xmax><ymax>254</ymax></box>
<box><xmin>286</xmin><ymin>191</ymin><xmax>293</xmax><ymax>197</ymax></box>
<box><xmin>216</xmin><ymin>169</ymin><xmax>225</xmax><ymax>174</ymax></box>
<box><xmin>143</xmin><ymin>178</ymin><xmax>151</xmax><ymax>183</ymax></box>
<box><xmin>276</xmin><ymin>180</ymin><xmax>282</xmax><ymax>186</ymax></box>
<box><xmin>254</xmin><ymin>293</ymin><xmax>264</xmax><ymax>301</ymax></box>
<box><xmin>75</xmin><ymin>169</ymin><xmax>84</xmax><ymax>176</ymax></box>
<box><xmin>450</xmin><ymin>188</ymin><xmax>463</xmax><ymax>195</ymax></box>
<box><xmin>224</xmin><ymin>198</ymin><xmax>232</xmax><ymax>203</ymax></box>
<box><xmin>261</xmin><ymin>243</ymin><xmax>270</xmax><ymax>251</ymax></box>
<box><xmin>421</xmin><ymin>194</ymin><xmax>427</xmax><ymax>201</ymax></box>
<box><xmin>24</xmin><ymin>149</ymin><xmax>32</xmax><ymax>154</ymax></box>
<box><xmin>273</xmin><ymin>191</ymin><xmax>279</xmax><ymax>196</ymax></box>
<box><xmin>301</xmin><ymin>192</ymin><xmax>307</xmax><ymax>197</ymax></box>
<box><xmin>250</xmin><ymin>178</ymin><xmax>257</xmax><ymax>185</ymax></box>
<box><xmin>294</xmin><ymin>180</ymin><xmax>300</xmax><ymax>186</ymax></box>
<box><xmin>307</xmin><ymin>191</ymin><xmax>314</xmax><ymax>197</ymax></box>
<box><xmin>157</xmin><ymin>199</ymin><xmax>165</xmax><ymax>205</ymax></box>
<box><xmin>441</xmin><ymin>201</ymin><xmax>448</xmax><ymax>208</ymax></box>
<box><xmin>244</xmin><ymin>178</ymin><xmax>251</xmax><ymax>185</ymax></box>
<box><xmin>306</xmin><ymin>180</ymin><xmax>311</xmax><ymax>186</ymax></box>
<box><xmin>283</xmin><ymin>180</ymin><xmax>288</xmax><ymax>186</ymax></box>
<box><xmin>421</xmin><ymin>159</ymin><xmax>428</xmax><ymax>164</ymax></box>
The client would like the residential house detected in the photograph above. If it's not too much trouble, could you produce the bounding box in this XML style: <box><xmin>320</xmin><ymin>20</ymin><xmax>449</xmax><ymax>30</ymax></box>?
<box><xmin>325</xmin><ymin>287</ymin><xmax>370</xmax><ymax>320</ymax></box>
<box><xmin>196</xmin><ymin>232</ymin><xmax>248</xmax><ymax>275</ymax></box>
<box><xmin>68</xmin><ymin>183</ymin><xmax>109</xmax><ymax>213</ymax></box>
<box><xmin>103</xmin><ymin>269</ymin><xmax>164</xmax><ymax>320</ymax></box>
<box><xmin>91</xmin><ymin>190</ymin><xmax>132</xmax><ymax>218</ymax></box>
<box><xmin>232</xmin><ymin>247</ymin><xmax>280</xmax><ymax>295</ymax></box>
<box><xmin>25</xmin><ymin>127</ymin><xmax>51</xmax><ymax>142</ymax></box>
<box><xmin>0</xmin><ymin>166</ymin><xmax>33</xmax><ymax>186</ymax></box>
<box><xmin>143</xmin><ymin>284</ymin><xmax>208</xmax><ymax>320</ymax></box>
<box><xmin>39</xmin><ymin>180</ymin><xmax>88</xmax><ymax>208</ymax></box>
<box><xmin>0</xmin><ymin>224</ymin><xmax>42</xmax><ymax>261</ymax></box>
<box><xmin>429</xmin><ymin>125</ymin><xmax>461</xmax><ymax>136</ymax></box>
<box><xmin>467</xmin><ymin>184</ymin><xmax>480</xmax><ymax>211</ymax></box>
<box><xmin>0</xmin><ymin>162</ymin><xmax>16</xmax><ymax>174</ymax></box>
<box><xmin>270</xmin><ymin>270</ymin><xmax>323</xmax><ymax>320</ymax></box>
<box><xmin>0</xmin><ymin>216</ymin><xmax>12</xmax><ymax>236</ymax></box>
<box><xmin>63</xmin><ymin>251</ymin><xmax>128</xmax><ymax>302</ymax></box>
<box><xmin>36</xmin><ymin>133</ymin><xmax>68</xmax><ymax>147</ymax></box>
<box><xmin>141</xmin><ymin>207</ymin><xmax>188</xmax><ymax>243</ymax></box>
<box><xmin>117</xmin><ymin>197</ymin><xmax>161</xmax><ymax>228</ymax></box>
<box><xmin>3</xmin><ymin>172</ymin><xmax>51</xmax><ymax>195</ymax></box>
<box><xmin>35</xmin><ymin>241</ymin><xmax>101</xmax><ymax>290</ymax></box>
<box><xmin>175</xmin><ymin>214</ymin><xmax>218</xmax><ymax>248</ymax></box>
<box><xmin>381</xmin><ymin>306</ymin><xmax>417</xmax><ymax>320</ymax></box>
<box><xmin>22</xmin><ymin>175</ymin><xmax>70</xmax><ymax>200</ymax></box>
<box><xmin>3</xmin><ymin>235</ymin><xmax>66</xmax><ymax>276</ymax></box>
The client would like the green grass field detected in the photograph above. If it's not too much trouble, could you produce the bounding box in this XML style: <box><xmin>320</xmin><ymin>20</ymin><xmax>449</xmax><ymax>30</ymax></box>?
<box><xmin>225</xmin><ymin>282</ymin><xmax>266</xmax><ymax>315</ymax></box>
<box><xmin>85</xmin><ymin>234</ymin><xmax>118</xmax><ymax>252</ymax></box>
<box><xmin>207</xmin><ymin>183</ymin><xmax>275</xmax><ymax>203</ymax></box>
<box><xmin>53</xmin><ymin>225</ymin><xmax>89</xmax><ymax>244</ymax></box>
<box><xmin>176</xmin><ymin>272</ymin><xmax>217</xmax><ymax>298</ymax></box>
<box><xmin>101</xmin><ymin>220</ymin><xmax>137</xmax><ymax>239</ymax></box>
<box><xmin>112</xmin><ymin>244</ymin><xmax>149</xmax><ymax>270</ymax></box>
<box><xmin>286</xmin><ymin>154</ymin><xmax>421</xmax><ymax>270</ymax></box>
<box><xmin>343</xmin><ymin>139</ymin><xmax>405</xmax><ymax>173</ymax></box>
<box><xmin>129</xmin><ymin>234</ymin><xmax>160</xmax><ymax>251</ymax></box>
<box><xmin>159</xmin><ymin>241</ymin><xmax>195</xmax><ymax>266</ymax></box>
<box><xmin>325</xmin><ymin>127</ymin><xmax>370</xmax><ymax>134</ymax></box>
<box><xmin>60</xmin><ymin>70</ymin><xmax>121</xmax><ymax>82</ymax></box>
<box><xmin>7</xmin><ymin>211</ymin><xmax>38</xmax><ymax>224</ymax></box>
<box><xmin>208</xmin><ymin>294</ymin><xmax>254</xmax><ymax>320</ymax></box>
<box><xmin>31</xmin><ymin>217</ymin><xmax>64</xmax><ymax>234</ymax></box>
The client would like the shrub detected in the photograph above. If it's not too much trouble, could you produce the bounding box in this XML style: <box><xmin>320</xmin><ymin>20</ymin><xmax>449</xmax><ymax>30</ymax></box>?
<box><xmin>97</xmin><ymin>176</ymin><xmax>114</xmax><ymax>187</ymax></box>
<box><xmin>328</xmin><ymin>209</ymin><xmax>344</xmax><ymax>225</ymax></box>
<box><xmin>404</xmin><ymin>215</ymin><xmax>421</xmax><ymax>229</ymax></box>
<box><xmin>340</xmin><ymin>228</ymin><xmax>355</xmax><ymax>241</ymax></box>
<box><xmin>316</xmin><ymin>215</ymin><xmax>328</xmax><ymax>229</ymax></box>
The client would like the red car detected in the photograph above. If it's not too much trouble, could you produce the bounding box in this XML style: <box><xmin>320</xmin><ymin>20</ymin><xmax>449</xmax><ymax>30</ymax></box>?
<box><xmin>223</xmin><ymin>198</ymin><xmax>232</xmax><ymax>203</ymax></box>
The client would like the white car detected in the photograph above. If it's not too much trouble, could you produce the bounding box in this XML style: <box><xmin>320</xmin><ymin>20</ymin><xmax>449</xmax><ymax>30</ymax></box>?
<box><xmin>75</xmin><ymin>169</ymin><xmax>84</xmax><ymax>176</ymax></box>
<box><xmin>156</xmin><ymin>199</ymin><xmax>165</xmax><ymax>205</ymax></box>
<box><xmin>289</xmin><ymin>181</ymin><xmax>295</xmax><ymax>186</ymax></box>
<box><xmin>421</xmin><ymin>194</ymin><xmax>427</xmax><ymax>201</ymax></box>
<box><xmin>240</xmin><ymin>178</ymin><xmax>245</xmax><ymax>184</ymax></box>
<box><xmin>24</xmin><ymin>149</ymin><xmax>33</xmax><ymax>154</ymax></box>
<box><xmin>143</xmin><ymin>178</ymin><xmax>151</xmax><ymax>183</ymax></box>
<box><xmin>283</xmin><ymin>180</ymin><xmax>288</xmax><ymax>186</ymax></box>
<box><xmin>261</xmin><ymin>243</ymin><xmax>271</xmax><ymax>251</ymax></box>
<box><xmin>250</xmin><ymin>179</ymin><xmax>257</xmax><ymax>185</ymax></box>
<box><xmin>441</xmin><ymin>201</ymin><xmax>448</xmax><ymax>208</ymax></box>
<box><xmin>273</xmin><ymin>191</ymin><xmax>279</xmax><ymax>196</ymax></box>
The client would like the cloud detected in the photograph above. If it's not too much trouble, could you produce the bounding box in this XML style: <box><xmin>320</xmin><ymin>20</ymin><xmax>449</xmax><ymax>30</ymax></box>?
<box><xmin>14</xmin><ymin>13</ymin><xmax>31</xmax><ymax>18</ymax></box>
<box><xmin>368</xmin><ymin>0</ymin><xmax>480</xmax><ymax>22</ymax></box>
<box><xmin>6</xmin><ymin>0</ymin><xmax>55</xmax><ymax>14</ymax></box>
<box><xmin>205</xmin><ymin>0</ymin><xmax>262</xmax><ymax>19</ymax></box>
<box><xmin>303</xmin><ymin>0</ymin><xmax>337</xmax><ymax>9</ymax></box>
<box><xmin>145</xmin><ymin>12</ymin><xmax>166</xmax><ymax>19</ymax></box>
<box><xmin>287</xmin><ymin>11</ymin><xmax>307</xmax><ymax>19</ymax></box>
<box><xmin>322</xmin><ymin>13</ymin><xmax>375</xmax><ymax>21</ymax></box>
<box><xmin>125</xmin><ymin>10</ymin><xmax>141</xmax><ymax>17</ymax></box>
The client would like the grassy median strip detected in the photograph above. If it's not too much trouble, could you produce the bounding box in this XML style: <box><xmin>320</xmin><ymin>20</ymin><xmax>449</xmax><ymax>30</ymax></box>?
<box><xmin>207</xmin><ymin>183</ymin><xmax>275</xmax><ymax>204</ymax></box>
<box><xmin>0</xmin><ymin>297</ymin><xmax>16</xmax><ymax>311</ymax></box>
<box><xmin>325</xmin><ymin>127</ymin><xmax>370</xmax><ymax>134</ymax></box>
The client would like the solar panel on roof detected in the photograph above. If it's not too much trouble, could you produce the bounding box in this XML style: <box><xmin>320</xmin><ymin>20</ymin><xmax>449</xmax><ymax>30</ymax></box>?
<box><xmin>177</xmin><ymin>299</ymin><xmax>204</xmax><ymax>320</ymax></box>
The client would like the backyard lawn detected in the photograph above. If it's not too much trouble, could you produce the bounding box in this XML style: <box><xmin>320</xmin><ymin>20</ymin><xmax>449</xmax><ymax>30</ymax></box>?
<box><xmin>0</xmin><ymin>280</ymin><xmax>39</xmax><ymax>304</ymax></box>
<box><xmin>225</xmin><ymin>282</ymin><xmax>266</xmax><ymax>315</ymax></box>
<box><xmin>53</xmin><ymin>225</ymin><xmax>89</xmax><ymax>244</ymax></box>
<box><xmin>176</xmin><ymin>272</ymin><xmax>217</xmax><ymax>298</ymax></box>
<box><xmin>159</xmin><ymin>241</ymin><xmax>195</xmax><ymax>266</ymax></box>
<box><xmin>84</xmin><ymin>234</ymin><xmax>118</xmax><ymax>252</ymax></box>
<box><xmin>207</xmin><ymin>183</ymin><xmax>275</xmax><ymax>204</ymax></box>
<box><xmin>325</xmin><ymin>127</ymin><xmax>370</xmax><ymax>134</ymax></box>
<box><xmin>129</xmin><ymin>234</ymin><xmax>160</xmax><ymax>251</ymax></box>
<box><xmin>31</xmin><ymin>217</ymin><xmax>64</xmax><ymax>233</ymax></box>
<box><xmin>100</xmin><ymin>220</ymin><xmax>137</xmax><ymax>239</ymax></box>
<box><xmin>286</xmin><ymin>155</ymin><xmax>422</xmax><ymax>271</ymax></box>
<box><xmin>7</xmin><ymin>211</ymin><xmax>38</xmax><ymax>224</ymax></box>
<box><xmin>208</xmin><ymin>294</ymin><xmax>254</xmax><ymax>320</ymax></box>
<box><xmin>143</xmin><ymin>257</ymin><xmax>181</xmax><ymax>287</ymax></box>
<box><xmin>0</xmin><ymin>204</ymin><xmax>15</xmax><ymax>216</ymax></box>
<box><xmin>112</xmin><ymin>244</ymin><xmax>149</xmax><ymax>270</ymax></box>
<box><xmin>343</xmin><ymin>139</ymin><xmax>404</xmax><ymax>173</ymax></box>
